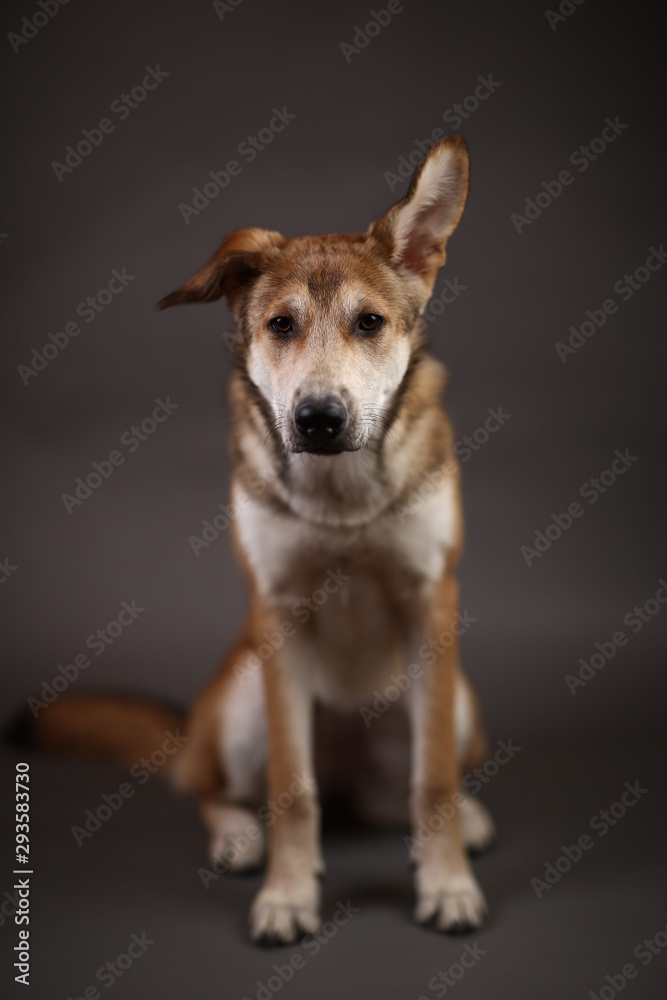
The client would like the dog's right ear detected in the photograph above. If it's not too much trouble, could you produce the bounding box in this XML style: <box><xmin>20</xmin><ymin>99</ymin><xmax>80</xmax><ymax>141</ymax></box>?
<box><xmin>157</xmin><ymin>227</ymin><xmax>285</xmax><ymax>315</ymax></box>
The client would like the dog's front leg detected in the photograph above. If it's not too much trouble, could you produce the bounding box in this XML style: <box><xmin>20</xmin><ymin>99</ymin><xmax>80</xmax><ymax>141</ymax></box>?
<box><xmin>250</xmin><ymin>649</ymin><xmax>322</xmax><ymax>944</ymax></box>
<box><xmin>408</xmin><ymin>573</ymin><xmax>487</xmax><ymax>932</ymax></box>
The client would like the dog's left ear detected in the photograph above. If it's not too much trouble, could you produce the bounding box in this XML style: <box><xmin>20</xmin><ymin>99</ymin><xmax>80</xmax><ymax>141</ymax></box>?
<box><xmin>157</xmin><ymin>227</ymin><xmax>285</xmax><ymax>316</ymax></box>
<box><xmin>370</xmin><ymin>135</ymin><xmax>469</xmax><ymax>295</ymax></box>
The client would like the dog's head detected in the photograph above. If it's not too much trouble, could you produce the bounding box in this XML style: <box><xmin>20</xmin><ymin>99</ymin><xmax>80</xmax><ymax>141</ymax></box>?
<box><xmin>159</xmin><ymin>136</ymin><xmax>469</xmax><ymax>455</ymax></box>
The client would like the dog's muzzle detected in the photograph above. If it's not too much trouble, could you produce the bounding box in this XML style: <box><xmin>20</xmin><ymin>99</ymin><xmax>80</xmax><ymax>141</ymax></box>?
<box><xmin>293</xmin><ymin>395</ymin><xmax>348</xmax><ymax>453</ymax></box>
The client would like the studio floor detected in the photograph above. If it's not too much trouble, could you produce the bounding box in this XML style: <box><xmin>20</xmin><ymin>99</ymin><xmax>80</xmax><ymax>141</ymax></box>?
<box><xmin>1</xmin><ymin>738</ymin><xmax>665</xmax><ymax>1000</ymax></box>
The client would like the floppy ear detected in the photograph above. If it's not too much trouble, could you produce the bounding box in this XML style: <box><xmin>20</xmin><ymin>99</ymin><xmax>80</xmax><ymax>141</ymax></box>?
<box><xmin>370</xmin><ymin>134</ymin><xmax>469</xmax><ymax>294</ymax></box>
<box><xmin>157</xmin><ymin>227</ymin><xmax>285</xmax><ymax>315</ymax></box>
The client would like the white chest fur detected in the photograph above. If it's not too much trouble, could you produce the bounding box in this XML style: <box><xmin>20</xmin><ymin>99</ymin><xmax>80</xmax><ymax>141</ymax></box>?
<box><xmin>234</xmin><ymin>464</ymin><xmax>457</xmax><ymax>706</ymax></box>
<box><xmin>234</xmin><ymin>467</ymin><xmax>457</xmax><ymax>605</ymax></box>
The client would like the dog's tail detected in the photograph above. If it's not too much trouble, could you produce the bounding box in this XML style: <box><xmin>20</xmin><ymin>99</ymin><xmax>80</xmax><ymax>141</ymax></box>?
<box><xmin>4</xmin><ymin>693</ymin><xmax>187</xmax><ymax>772</ymax></box>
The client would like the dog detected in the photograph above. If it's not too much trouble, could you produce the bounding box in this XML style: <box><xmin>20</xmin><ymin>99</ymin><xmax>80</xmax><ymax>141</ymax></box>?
<box><xmin>21</xmin><ymin>135</ymin><xmax>495</xmax><ymax>943</ymax></box>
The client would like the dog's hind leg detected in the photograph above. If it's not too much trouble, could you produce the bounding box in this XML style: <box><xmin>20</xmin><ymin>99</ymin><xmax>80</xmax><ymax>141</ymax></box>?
<box><xmin>455</xmin><ymin>673</ymin><xmax>496</xmax><ymax>854</ymax></box>
<box><xmin>455</xmin><ymin>672</ymin><xmax>488</xmax><ymax>769</ymax></box>
<box><xmin>172</xmin><ymin>643</ymin><xmax>269</xmax><ymax>872</ymax></box>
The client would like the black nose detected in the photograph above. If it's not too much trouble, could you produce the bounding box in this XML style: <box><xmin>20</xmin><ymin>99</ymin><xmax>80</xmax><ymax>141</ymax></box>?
<box><xmin>294</xmin><ymin>396</ymin><xmax>347</xmax><ymax>449</ymax></box>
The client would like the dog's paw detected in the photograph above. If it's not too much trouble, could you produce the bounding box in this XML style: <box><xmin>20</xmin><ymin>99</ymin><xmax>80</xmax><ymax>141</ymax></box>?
<box><xmin>210</xmin><ymin>829</ymin><xmax>265</xmax><ymax>873</ymax></box>
<box><xmin>250</xmin><ymin>879</ymin><xmax>321</xmax><ymax>945</ymax></box>
<box><xmin>206</xmin><ymin>804</ymin><xmax>266</xmax><ymax>873</ymax></box>
<box><xmin>460</xmin><ymin>794</ymin><xmax>496</xmax><ymax>855</ymax></box>
<box><xmin>415</xmin><ymin>872</ymin><xmax>487</xmax><ymax>933</ymax></box>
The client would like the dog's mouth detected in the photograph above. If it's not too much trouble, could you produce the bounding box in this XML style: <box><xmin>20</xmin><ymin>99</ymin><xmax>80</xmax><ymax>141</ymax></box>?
<box><xmin>290</xmin><ymin>439</ymin><xmax>361</xmax><ymax>457</ymax></box>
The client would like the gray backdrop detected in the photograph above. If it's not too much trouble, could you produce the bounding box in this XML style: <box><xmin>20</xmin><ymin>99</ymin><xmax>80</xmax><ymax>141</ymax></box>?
<box><xmin>1</xmin><ymin>1</ymin><xmax>666</xmax><ymax>998</ymax></box>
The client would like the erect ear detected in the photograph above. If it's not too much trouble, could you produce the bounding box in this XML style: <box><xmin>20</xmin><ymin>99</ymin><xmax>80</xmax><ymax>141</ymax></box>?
<box><xmin>157</xmin><ymin>227</ymin><xmax>285</xmax><ymax>315</ymax></box>
<box><xmin>370</xmin><ymin>134</ymin><xmax>469</xmax><ymax>294</ymax></box>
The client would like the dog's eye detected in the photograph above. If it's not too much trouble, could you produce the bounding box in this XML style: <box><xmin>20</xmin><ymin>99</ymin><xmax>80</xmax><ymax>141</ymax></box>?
<box><xmin>357</xmin><ymin>313</ymin><xmax>383</xmax><ymax>335</ymax></box>
<box><xmin>269</xmin><ymin>316</ymin><xmax>293</xmax><ymax>337</ymax></box>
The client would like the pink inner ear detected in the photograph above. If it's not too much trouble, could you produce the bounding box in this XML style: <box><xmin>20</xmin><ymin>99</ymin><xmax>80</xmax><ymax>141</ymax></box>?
<box><xmin>397</xmin><ymin>216</ymin><xmax>435</xmax><ymax>275</ymax></box>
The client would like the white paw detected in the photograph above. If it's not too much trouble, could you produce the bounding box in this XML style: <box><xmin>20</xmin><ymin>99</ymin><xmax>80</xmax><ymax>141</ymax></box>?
<box><xmin>250</xmin><ymin>878</ymin><xmax>321</xmax><ymax>944</ymax></box>
<box><xmin>207</xmin><ymin>804</ymin><xmax>265</xmax><ymax>872</ymax></box>
<box><xmin>415</xmin><ymin>871</ymin><xmax>487</xmax><ymax>933</ymax></box>
<box><xmin>460</xmin><ymin>794</ymin><xmax>496</xmax><ymax>854</ymax></box>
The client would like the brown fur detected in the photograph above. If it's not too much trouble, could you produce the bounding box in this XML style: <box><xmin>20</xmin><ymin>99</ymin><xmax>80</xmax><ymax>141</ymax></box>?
<box><xmin>24</xmin><ymin>694</ymin><xmax>184</xmax><ymax>766</ymax></box>
<box><xmin>23</xmin><ymin>136</ymin><xmax>494</xmax><ymax>942</ymax></box>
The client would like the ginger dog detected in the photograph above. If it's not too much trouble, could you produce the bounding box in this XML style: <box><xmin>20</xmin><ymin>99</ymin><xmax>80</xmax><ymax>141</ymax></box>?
<box><xmin>23</xmin><ymin>135</ymin><xmax>495</xmax><ymax>943</ymax></box>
